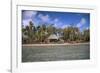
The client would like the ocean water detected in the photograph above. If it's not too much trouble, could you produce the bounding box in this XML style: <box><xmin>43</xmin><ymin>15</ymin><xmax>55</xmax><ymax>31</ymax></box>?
<box><xmin>22</xmin><ymin>44</ymin><xmax>90</xmax><ymax>62</ymax></box>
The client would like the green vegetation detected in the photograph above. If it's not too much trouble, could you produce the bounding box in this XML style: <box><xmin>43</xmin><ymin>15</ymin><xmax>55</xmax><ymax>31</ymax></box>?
<box><xmin>22</xmin><ymin>21</ymin><xmax>90</xmax><ymax>44</ymax></box>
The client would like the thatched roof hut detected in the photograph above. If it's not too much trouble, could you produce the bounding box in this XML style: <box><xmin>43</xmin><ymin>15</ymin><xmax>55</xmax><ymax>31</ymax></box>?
<box><xmin>46</xmin><ymin>34</ymin><xmax>59</xmax><ymax>43</ymax></box>
<box><xmin>48</xmin><ymin>34</ymin><xmax>59</xmax><ymax>40</ymax></box>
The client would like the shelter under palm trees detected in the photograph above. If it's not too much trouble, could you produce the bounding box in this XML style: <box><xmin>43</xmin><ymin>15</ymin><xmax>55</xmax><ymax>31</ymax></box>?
<box><xmin>47</xmin><ymin>34</ymin><xmax>59</xmax><ymax>42</ymax></box>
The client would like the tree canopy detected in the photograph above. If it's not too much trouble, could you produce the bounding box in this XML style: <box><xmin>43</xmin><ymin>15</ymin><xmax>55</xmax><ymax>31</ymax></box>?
<box><xmin>22</xmin><ymin>21</ymin><xmax>90</xmax><ymax>44</ymax></box>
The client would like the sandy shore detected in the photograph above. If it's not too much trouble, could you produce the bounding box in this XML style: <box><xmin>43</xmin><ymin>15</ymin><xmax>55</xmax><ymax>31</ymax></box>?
<box><xmin>22</xmin><ymin>42</ymin><xmax>89</xmax><ymax>47</ymax></box>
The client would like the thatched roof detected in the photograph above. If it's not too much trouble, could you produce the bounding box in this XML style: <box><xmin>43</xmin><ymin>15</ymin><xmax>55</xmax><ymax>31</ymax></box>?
<box><xmin>47</xmin><ymin>34</ymin><xmax>59</xmax><ymax>40</ymax></box>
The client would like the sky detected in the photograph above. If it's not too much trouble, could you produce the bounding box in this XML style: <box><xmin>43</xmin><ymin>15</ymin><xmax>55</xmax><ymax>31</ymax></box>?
<box><xmin>22</xmin><ymin>10</ymin><xmax>90</xmax><ymax>31</ymax></box>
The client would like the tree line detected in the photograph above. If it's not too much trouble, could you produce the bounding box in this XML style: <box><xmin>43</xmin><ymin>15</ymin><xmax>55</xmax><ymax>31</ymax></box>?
<box><xmin>22</xmin><ymin>21</ymin><xmax>90</xmax><ymax>44</ymax></box>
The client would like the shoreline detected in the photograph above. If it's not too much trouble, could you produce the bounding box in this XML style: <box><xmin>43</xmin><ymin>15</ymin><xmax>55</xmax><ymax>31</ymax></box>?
<box><xmin>22</xmin><ymin>42</ymin><xmax>89</xmax><ymax>47</ymax></box>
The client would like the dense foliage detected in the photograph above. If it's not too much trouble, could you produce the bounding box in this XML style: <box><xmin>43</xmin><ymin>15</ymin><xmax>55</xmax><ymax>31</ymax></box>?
<box><xmin>22</xmin><ymin>21</ymin><xmax>90</xmax><ymax>44</ymax></box>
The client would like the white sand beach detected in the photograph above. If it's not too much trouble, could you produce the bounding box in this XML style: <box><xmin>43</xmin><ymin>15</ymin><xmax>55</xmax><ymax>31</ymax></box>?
<box><xmin>22</xmin><ymin>42</ymin><xmax>89</xmax><ymax>47</ymax></box>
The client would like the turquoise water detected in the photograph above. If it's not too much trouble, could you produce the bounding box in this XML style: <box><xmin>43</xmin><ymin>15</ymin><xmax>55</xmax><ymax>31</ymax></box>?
<box><xmin>22</xmin><ymin>44</ymin><xmax>90</xmax><ymax>62</ymax></box>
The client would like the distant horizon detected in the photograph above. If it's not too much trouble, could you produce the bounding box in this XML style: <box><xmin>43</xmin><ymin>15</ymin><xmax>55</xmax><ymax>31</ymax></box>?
<box><xmin>22</xmin><ymin>10</ymin><xmax>90</xmax><ymax>31</ymax></box>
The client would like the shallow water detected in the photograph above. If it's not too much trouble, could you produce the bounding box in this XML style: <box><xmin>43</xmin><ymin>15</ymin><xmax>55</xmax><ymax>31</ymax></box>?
<box><xmin>22</xmin><ymin>44</ymin><xmax>90</xmax><ymax>62</ymax></box>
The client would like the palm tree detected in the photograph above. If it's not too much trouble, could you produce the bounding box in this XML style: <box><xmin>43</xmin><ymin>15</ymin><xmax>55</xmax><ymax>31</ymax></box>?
<box><xmin>24</xmin><ymin>21</ymin><xmax>35</xmax><ymax>43</ymax></box>
<box><xmin>63</xmin><ymin>25</ymin><xmax>80</xmax><ymax>42</ymax></box>
<box><xmin>83</xmin><ymin>29</ymin><xmax>90</xmax><ymax>41</ymax></box>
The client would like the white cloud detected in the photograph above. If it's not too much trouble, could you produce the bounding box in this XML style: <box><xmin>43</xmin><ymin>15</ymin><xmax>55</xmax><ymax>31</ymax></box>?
<box><xmin>53</xmin><ymin>23</ymin><xmax>57</xmax><ymax>27</ymax></box>
<box><xmin>23</xmin><ymin>11</ymin><xmax>37</xmax><ymax>19</ymax></box>
<box><xmin>38</xmin><ymin>14</ymin><xmax>50</xmax><ymax>22</ymax></box>
<box><xmin>61</xmin><ymin>24</ymin><xmax>70</xmax><ymax>29</ymax></box>
<box><xmin>53</xmin><ymin>18</ymin><xmax>62</xmax><ymax>28</ymax></box>
<box><xmin>77</xmin><ymin>23</ymin><xmax>82</xmax><ymax>28</ymax></box>
<box><xmin>22</xmin><ymin>19</ymin><xmax>32</xmax><ymax>27</ymax></box>
<box><xmin>38</xmin><ymin>14</ymin><xmax>42</xmax><ymax>18</ymax></box>
<box><xmin>54</xmin><ymin>18</ymin><xmax>59</xmax><ymax>22</ymax></box>
<box><xmin>86</xmin><ymin>27</ymin><xmax>89</xmax><ymax>30</ymax></box>
<box><xmin>77</xmin><ymin>18</ymin><xmax>86</xmax><ymax>28</ymax></box>
<box><xmin>81</xmin><ymin>18</ymin><xmax>86</xmax><ymax>24</ymax></box>
<box><xmin>53</xmin><ymin>22</ymin><xmax>62</xmax><ymax>28</ymax></box>
<box><xmin>22</xmin><ymin>11</ymin><xmax>38</xmax><ymax>26</ymax></box>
